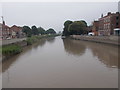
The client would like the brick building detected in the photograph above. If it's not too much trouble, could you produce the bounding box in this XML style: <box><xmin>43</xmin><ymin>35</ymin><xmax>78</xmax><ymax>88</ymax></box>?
<box><xmin>0</xmin><ymin>20</ymin><xmax>24</xmax><ymax>39</ymax></box>
<box><xmin>0</xmin><ymin>23</ymin><xmax>2</xmax><ymax>39</ymax></box>
<box><xmin>10</xmin><ymin>25</ymin><xmax>23</xmax><ymax>38</ymax></box>
<box><xmin>98</xmin><ymin>12</ymin><xmax>120</xmax><ymax>36</ymax></box>
<box><xmin>87</xmin><ymin>25</ymin><xmax>92</xmax><ymax>33</ymax></box>
<box><xmin>1</xmin><ymin>21</ymin><xmax>11</xmax><ymax>39</ymax></box>
<box><xmin>92</xmin><ymin>21</ymin><xmax>99</xmax><ymax>36</ymax></box>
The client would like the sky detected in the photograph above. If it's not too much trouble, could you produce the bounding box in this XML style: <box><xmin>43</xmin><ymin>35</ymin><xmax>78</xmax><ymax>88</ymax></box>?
<box><xmin>0</xmin><ymin>2</ymin><xmax>119</xmax><ymax>32</ymax></box>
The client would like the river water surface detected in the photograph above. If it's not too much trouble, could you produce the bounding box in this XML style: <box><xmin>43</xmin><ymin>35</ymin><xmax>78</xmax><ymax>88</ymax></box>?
<box><xmin>2</xmin><ymin>36</ymin><xmax>118</xmax><ymax>88</ymax></box>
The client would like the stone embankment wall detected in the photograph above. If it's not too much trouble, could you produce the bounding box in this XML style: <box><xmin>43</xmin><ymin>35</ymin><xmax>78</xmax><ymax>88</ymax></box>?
<box><xmin>14</xmin><ymin>40</ymin><xmax>27</xmax><ymax>47</ymax></box>
<box><xmin>71</xmin><ymin>35</ymin><xmax>120</xmax><ymax>46</ymax></box>
<box><xmin>3</xmin><ymin>40</ymin><xmax>27</xmax><ymax>47</ymax></box>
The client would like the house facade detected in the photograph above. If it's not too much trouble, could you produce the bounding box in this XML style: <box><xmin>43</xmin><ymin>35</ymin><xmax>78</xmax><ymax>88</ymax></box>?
<box><xmin>98</xmin><ymin>12</ymin><xmax>120</xmax><ymax>36</ymax></box>
<box><xmin>92</xmin><ymin>21</ymin><xmax>99</xmax><ymax>36</ymax></box>
<box><xmin>0</xmin><ymin>23</ymin><xmax>2</xmax><ymax>39</ymax></box>
<box><xmin>0</xmin><ymin>20</ymin><xmax>24</xmax><ymax>39</ymax></box>
<box><xmin>1</xmin><ymin>21</ymin><xmax>11</xmax><ymax>39</ymax></box>
<box><xmin>10</xmin><ymin>25</ymin><xmax>23</xmax><ymax>38</ymax></box>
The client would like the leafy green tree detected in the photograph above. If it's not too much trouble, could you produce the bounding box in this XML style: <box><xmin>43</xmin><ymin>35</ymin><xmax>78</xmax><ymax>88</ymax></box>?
<box><xmin>31</xmin><ymin>26</ymin><xmax>39</xmax><ymax>35</ymax></box>
<box><xmin>68</xmin><ymin>21</ymin><xmax>87</xmax><ymax>35</ymax></box>
<box><xmin>46</xmin><ymin>28</ymin><xmax>56</xmax><ymax>34</ymax></box>
<box><xmin>81</xmin><ymin>20</ymin><xmax>87</xmax><ymax>27</ymax></box>
<box><xmin>62</xmin><ymin>20</ymin><xmax>73</xmax><ymax>36</ymax></box>
<box><xmin>22</xmin><ymin>26</ymin><xmax>32</xmax><ymax>37</ymax></box>
<box><xmin>38</xmin><ymin>27</ymin><xmax>46</xmax><ymax>35</ymax></box>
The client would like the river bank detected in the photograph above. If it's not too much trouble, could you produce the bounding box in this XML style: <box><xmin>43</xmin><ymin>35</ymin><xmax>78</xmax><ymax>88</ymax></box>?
<box><xmin>1</xmin><ymin>34</ymin><xmax>60</xmax><ymax>61</ymax></box>
<box><xmin>70</xmin><ymin>35</ymin><xmax>120</xmax><ymax>46</ymax></box>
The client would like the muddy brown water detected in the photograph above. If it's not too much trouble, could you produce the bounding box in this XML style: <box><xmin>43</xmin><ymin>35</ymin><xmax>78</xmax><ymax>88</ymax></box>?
<box><xmin>2</xmin><ymin>36</ymin><xmax>118</xmax><ymax>88</ymax></box>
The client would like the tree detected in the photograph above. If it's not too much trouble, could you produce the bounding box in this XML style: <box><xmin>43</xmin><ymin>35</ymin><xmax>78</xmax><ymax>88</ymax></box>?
<box><xmin>22</xmin><ymin>26</ymin><xmax>32</xmax><ymax>37</ymax></box>
<box><xmin>31</xmin><ymin>26</ymin><xmax>39</xmax><ymax>35</ymax></box>
<box><xmin>63</xmin><ymin>20</ymin><xmax>73</xmax><ymax>36</ymax></box>
<box><xmin>46</xmin><ymin>28</ymin><xmax>56</xmax><ymax>34</ymax></box>
<box><xmin>38</xmin><ymin>27</ymin><xmax>46</xmax><ymax>35</ymax></box>
<box><xmin>68</xmin><ymin>21</ymin><xmax>87</xmax><ymax>35</ymax></box>
<box><xmin>81</xmin><ymin>20</ymin><xmax>87</xmax><ymax>27</ymax></box>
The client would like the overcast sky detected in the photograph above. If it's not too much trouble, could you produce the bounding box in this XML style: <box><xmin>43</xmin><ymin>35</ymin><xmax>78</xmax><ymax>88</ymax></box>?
<box><xmin>1</xmin><ymin>2</ymin><xmax>118</xmax><ymax>32</ymax></box>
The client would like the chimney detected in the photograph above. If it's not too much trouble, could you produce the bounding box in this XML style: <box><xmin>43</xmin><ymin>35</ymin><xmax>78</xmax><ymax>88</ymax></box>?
<box><xmin>3</xmin><ymin>21</ymin><xmax>5</xmax><ymax>25</ymax></box>
<box><xmin>116</xmin><ymin>12</ymin><xmax>119</xmax><ymax>14</ymax></box>
<box><xmin>101</xmin><ymin>14</ymin><xmax>103</xmax><ymax>18</ymax></box>
<box><xmin>107</xmin><ymin>12</ymin><xmax>111</xmax><ymax>16</ymax></box>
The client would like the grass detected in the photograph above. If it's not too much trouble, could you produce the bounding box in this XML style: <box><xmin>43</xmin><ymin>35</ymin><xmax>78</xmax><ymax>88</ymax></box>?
<box><xmin>2</xmin><ymin>45</ymin><xmax>22</xmax><ymax>56</ymax></box>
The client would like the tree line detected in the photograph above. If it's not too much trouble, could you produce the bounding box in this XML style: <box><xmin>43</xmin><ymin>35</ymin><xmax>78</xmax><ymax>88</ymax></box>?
<box><xmin>22</xmin><ymin>26</ymin><xmax>56</xmax><ymax>37</ymax></box>
<box><xmin>62</xmin><ymin>20</ymin><xmax>88</xmax><ymax>36</ymax></box>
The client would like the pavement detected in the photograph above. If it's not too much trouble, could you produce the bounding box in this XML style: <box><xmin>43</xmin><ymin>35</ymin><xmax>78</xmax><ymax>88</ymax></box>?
<box><xmin>0</xmin><ymin>38</ymin><xmax>26</xmax><ymax>46</ymax></box>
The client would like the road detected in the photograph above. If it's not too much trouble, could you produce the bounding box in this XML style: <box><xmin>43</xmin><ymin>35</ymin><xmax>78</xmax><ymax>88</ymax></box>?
<box><xmin>1</xmin><ymin>38</ymin><xmax>26</xmax><ymax>46</ymax></box>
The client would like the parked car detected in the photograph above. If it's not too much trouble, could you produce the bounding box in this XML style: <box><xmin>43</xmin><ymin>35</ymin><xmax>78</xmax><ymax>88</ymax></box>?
<box><xmin>6</xmin><ymin>37</ymin><xmax>11</xmax><ymax>40</ymax></box>
<box><xmin>88</xmin><ymin>32</ymin><xmax>95</xmax><ymax>36</ymax></box>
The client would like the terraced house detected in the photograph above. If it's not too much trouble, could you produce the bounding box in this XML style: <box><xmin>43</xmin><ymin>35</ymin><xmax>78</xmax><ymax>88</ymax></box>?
<box><xmin>98</xmin><ymin>12</ymin><xmax>120</xmax><ymax>36</ymax></box>
<box><xmin>10</xmin><ymin>25</ymin><xmax>23</xmax><ymax>38</ymax></box>
<box><xmin>0</xmin><ymin>20</ymin><xmax>24</xmax><ymax>40</ymax></box>
<box><xmin>1</xmin><ymin>21</ymin><xmax>11</xmax><ymax>39</ymax></box>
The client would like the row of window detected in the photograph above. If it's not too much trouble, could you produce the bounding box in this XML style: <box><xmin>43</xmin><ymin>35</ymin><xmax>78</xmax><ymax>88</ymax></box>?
<box><xmin>104</xmin><ymin>23</ymin><xmax>110</xmax><ymax>29</ymax></box>
<box><xmin>2</xmin><ymin>32</ymin><xmax>10</xmax><ymax>34</ymax></box>
<box><xmin>104</xmin><ymin>16</ymin><xmax>110</xmax><ymax>23</ymax></box>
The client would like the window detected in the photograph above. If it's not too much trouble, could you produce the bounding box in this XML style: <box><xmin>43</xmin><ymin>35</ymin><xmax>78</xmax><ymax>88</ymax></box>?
<box><xmin>116</xmin><ymin>22</ymin><xmax>119</xmax><ymax>26</ymax></box>
<box><xmin>116</xmin><ymin>16</ymin><xmax>119</xmax><ymax>20</ymax></box>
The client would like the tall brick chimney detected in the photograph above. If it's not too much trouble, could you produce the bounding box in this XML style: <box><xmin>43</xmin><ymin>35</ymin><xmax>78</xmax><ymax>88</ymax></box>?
<box><xmin>107</xmin><ymin>12</ymin><xmax>111</xmax><ymax>16</ymax></box>
<box><xmin>101</xmin><ymin>14</ymin><xmax>103</xmax><ymax>18</ymax></box>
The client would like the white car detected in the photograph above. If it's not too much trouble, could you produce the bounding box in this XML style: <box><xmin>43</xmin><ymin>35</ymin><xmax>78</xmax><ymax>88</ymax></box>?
<box><xmin>88</xmin><ymin>32</ymin><xmax>95</xmax><ymax>36</ymax></box>
<box><xmin>6</xmin><ymin>37</ymin><xmax>11</xmax><ymax>40</ymax></box>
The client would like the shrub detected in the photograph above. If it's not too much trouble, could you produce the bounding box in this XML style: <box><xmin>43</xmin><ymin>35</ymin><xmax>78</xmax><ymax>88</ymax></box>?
<box><xmin>2</xmin><ymin>45</ymin><xmax>22</xmax><ymax>56</ymax></box>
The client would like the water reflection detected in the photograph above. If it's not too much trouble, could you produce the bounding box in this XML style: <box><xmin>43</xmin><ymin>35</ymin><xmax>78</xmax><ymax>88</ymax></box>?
<box><xmin>46</xmin><ymin>37</ymin><xmax>55</xmax><ymax>44</ymax></box>
<box><xmin>2</xmin><ymin>45</ymin><xmax>34</xmax><ymax>73</ymax></box>
<box><xmin>63</xmin><ymin>39</ymin><xmax>86</xmax><ymax>56</ymax></box>
<box><xmin>87</xmin><ymin>42</ymin><xmax>118</xmax><ymax>68</ymax></box>
<box><xmin>63</xmin><ymin>39</ymin><xmax>118</xmax><ymax>68</ymax></box>
<box><xmin>2</xmin><ymin>38</ymin><xmax>55</xmax><ymax>73</ymax></box>
<box><xmin>33</xmin><ymin>39</ymin><xmax>46</xmax><ymax>50</ymax></box>
<box><xmin>3</xmin><ymin>38</ymin><xmax>119</xmax><ymax>73</ymax></box>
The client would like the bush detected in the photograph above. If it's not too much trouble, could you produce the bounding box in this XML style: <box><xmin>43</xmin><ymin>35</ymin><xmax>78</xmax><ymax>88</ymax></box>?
<box><xmin>2</xmin><ymin>45</ymin><xmax>22</xmax><ymax>56</ymax></box>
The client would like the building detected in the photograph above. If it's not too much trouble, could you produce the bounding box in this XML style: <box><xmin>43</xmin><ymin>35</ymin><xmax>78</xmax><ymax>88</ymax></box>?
<box><xmin>2</xmin><ymin>21</ymin><xmax>11</xmax><ymax>39</ymax></box>
<box><xmin>0</xmin><ymin>20</ymin><xmax>24</xmax><ymax>39</ymax></box>
<box><xmin>92</xmin><ymin>21</ymin><xmax>99</xmax><ymax>36</ymax></box>
<box><xmin>0</xmin><ymin>23</ymin><xmax>2</xmax><ymax>39</ymax></box>
<box><xmin>87</xmin><ymin>25</ymin><xmax>92</xmax><ymax>33</ymax></box>
<box><xmin>10</xmin><ymin>25</ymin><xmax>23</xmax><ymax>38</ymax></box>
<box><xmin>98</xmin><ymin>12</ymin><xmax>120</xmax><ymax>36</ymax></box>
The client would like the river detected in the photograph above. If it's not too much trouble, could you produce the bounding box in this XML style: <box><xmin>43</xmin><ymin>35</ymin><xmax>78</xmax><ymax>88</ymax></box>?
<box><xmin>2</xmin><ymin>36</ymin><xmax>118</xmax><ymax>88</ymax></box>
